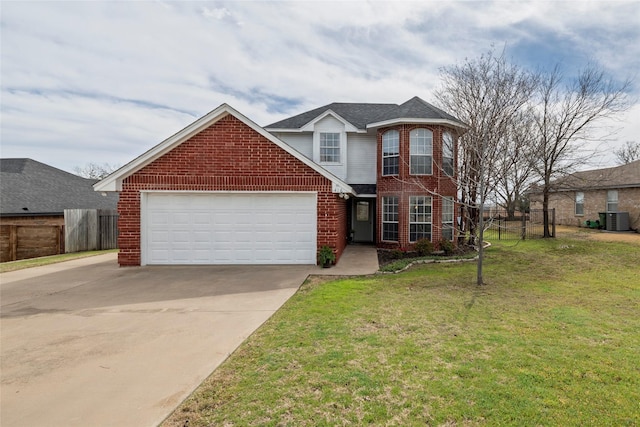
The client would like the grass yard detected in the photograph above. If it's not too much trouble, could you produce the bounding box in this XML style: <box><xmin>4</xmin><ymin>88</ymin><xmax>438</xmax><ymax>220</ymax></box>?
<box><xmin>163</xmin><ymin>237</ymin><xmax>640</xmax><ymax>426</ymax></box>
<box><xmin>0</xmin><ymin>249</ymin><xmax>118</xmax><ymax>273</ymax></box>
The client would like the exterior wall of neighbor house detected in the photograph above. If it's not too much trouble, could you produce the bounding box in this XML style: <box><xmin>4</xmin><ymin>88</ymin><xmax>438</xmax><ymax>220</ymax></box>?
<box><xmin>376</xmin><ymin>124</ymin><xmax>458</xmax><ymax>250</ymax></box>
<box><xmin>529</xmin><ymin>187</ymin><xmax>640</xmax><ymax>230</ymax></box>
<box><xmin>117</xmin><ymin>115</ymin><xmax>347</xmax><ymax>266</ymax></box>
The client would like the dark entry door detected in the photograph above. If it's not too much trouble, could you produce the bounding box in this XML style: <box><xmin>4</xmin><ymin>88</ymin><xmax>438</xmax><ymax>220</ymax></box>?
<box><xmin>353</xmin><ymin>200</ymin><xmax>374</xmax><ymax>243</ymax></box>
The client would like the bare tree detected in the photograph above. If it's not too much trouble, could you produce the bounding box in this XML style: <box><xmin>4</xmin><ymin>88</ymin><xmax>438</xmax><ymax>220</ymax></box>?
<box><xmin>494</xmin><ymin>110</ymin><xmax>538</xmax><ymax>219</ymax></box>
<box><xmin>532</xmin><ymin>64</ymin><xmax>631</xmax><ymax>237</ymax></box>
<box><xmin>435</xmin><ymin>48</ymin><xmax>538</xmax><ymax>285</ymax></box>
<box><xmin>74</xmin><ymin>162</ymin><xmax>120</xmax><ymax>179</ymax></box>
<box><xmin>614</xmin><ymin>141</ymin><xmax>640</xmax><ymax>165</ymax></box>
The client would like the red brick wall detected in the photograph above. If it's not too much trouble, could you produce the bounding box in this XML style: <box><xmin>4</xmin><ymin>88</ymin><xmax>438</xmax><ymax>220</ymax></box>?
<box><xmin>117</xmin><ymin>114</ymin><xmax>345</xmax><ymax>266</ymax></box>
<box><xmin>376</xmin><ymin>124</ymin><xmax>458</xmax><ymax>250</ymax></box>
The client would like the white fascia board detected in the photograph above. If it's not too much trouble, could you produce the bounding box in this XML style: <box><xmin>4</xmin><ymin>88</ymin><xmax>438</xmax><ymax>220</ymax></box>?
<box><xmin>366</xmin><ymin>117</ymin><xmax>469</xmax><ymax>131</ymax></box>
<box><xmin>300</xmin><ymin>109</ymin><xmax>361</xmax><ymax>133</ymax></box>
<box><xmin>94</xmin><ymin>105</ymin><xmax>232</xmax><ymax>192</ymax></box>
<box><xmin>264</xmin><ymin>128</ymin><xmax>309</xmax><ymax>133</ymax></box>
<box><xmin>94</xmin><ymin>103</ymin><xmax>353</xmax><ymax>195</ymax></box>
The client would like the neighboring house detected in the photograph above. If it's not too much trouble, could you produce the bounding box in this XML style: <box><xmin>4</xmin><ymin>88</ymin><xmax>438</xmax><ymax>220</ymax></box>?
<box><xmin>528</xmin><ymin>160</ymin><xmax>640</xmax><ymax>231</ymax></box>
<box><xmin>1</xmin><ymin>158</ymin><xmax>118</xmax><ymax>225</ymax></box>
<box><xmin>95</xmin><ymin>97</ymin><xmax>466</xmax><ymax>266</ymax></box>
<box><xmin>1</xmin><ymin>158</ymin><xmax>119</xmax><ymax>262</ymax></box>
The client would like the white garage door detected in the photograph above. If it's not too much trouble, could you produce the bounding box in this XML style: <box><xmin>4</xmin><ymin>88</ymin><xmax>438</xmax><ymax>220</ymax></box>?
<box><xmin>143</xmin><ymin>192</ymin><xmax>317</xmax><ymax>265</ymax></box>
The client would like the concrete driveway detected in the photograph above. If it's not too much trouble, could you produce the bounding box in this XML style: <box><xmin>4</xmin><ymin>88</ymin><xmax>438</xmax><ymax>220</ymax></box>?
<box><xmin>0</xmin><ymin>254</ymin><xmax>314</xmax><ymax>427</ymax></box>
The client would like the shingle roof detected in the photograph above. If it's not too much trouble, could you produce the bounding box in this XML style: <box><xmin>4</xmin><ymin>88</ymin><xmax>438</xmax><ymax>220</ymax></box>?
<box><xmin>548</xmin><ymin>159</ymin><xmax>640</xmax><ymax>192</ymax></box>
<box><xmin>1</xmin><ymin>158</ymin><xmax>118</xmax><ymax>216</ymax></box>
<box><xmin>266</xmin><ymin>96</ymin><xmax>465</xmax><ymax>130</ymax></box>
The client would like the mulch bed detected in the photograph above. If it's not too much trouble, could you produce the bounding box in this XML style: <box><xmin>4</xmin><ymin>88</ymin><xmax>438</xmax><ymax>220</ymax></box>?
<box><xmin>377</xmin><ymin>246</ymin><xmax>475</xmax><ymax>267</ymax></box>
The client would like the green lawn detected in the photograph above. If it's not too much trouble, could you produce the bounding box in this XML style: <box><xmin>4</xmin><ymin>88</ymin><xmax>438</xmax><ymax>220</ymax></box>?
<box><xmin>0</xmin><ymin>249</ymin><xmax>117</xmax><ymax>273</ymax></box>
<box><xmin>163</xmin><ymin>237</ymin><xmax>640</xmax><ymax>426</ymax></box>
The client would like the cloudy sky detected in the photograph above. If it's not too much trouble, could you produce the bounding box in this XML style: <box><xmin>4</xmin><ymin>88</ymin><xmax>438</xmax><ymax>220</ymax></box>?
<box><xmin>1</xmin><ymin>1</ymin><xmax>639</xmax><ymax>174</ymax></box>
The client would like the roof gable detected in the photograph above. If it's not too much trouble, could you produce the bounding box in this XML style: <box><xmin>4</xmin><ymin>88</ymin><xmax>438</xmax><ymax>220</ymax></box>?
<box><xmin>1</xmin><ymin>158</ymin><xmax>118</xmax><ymax>215</ymax></box>
<box><xmin>94</xmin><ymin>104</ymin><xmax>353</xmax><ymax>194</ymax></box>
<box><xmin>265</xmin><ymin>96</ymin><xmax>467</xmax><ymax>131</ymax></box>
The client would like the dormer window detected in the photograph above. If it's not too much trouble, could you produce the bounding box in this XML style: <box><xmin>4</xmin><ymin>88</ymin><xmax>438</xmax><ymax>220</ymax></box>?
<box><xmin>382</xmin><ymin>130</ymin><xmax>399</xmax><ymax>176</ymax></box>
<box><xmin>320</xmin><ymin>132</ymin><xmax>340</xmax><ymax>163</ymax></box>
<box><xmin>410</xmin><ymin>129</ymin><xmax>432</xmax><ymax>175</ymax></box>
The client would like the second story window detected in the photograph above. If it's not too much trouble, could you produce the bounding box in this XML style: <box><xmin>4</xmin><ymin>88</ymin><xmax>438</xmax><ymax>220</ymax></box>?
<box><xmin>410</xmin><ymin>128</ymin><xmax>432</xmax><ymax>175</ymax></box>
<box><xmin>320</xmin><ymin>132</ymin><xmax>340</xmax><ymax>163</ymax></box>
<box><xmin>382</xmin><ymin>130</ymin><xmax>399</xmax><ymax>175</ymax></box>
<box><xmin>443</xmin><ymin>131</ymin><xmax>454</xmax><ymax>176</ymax></box>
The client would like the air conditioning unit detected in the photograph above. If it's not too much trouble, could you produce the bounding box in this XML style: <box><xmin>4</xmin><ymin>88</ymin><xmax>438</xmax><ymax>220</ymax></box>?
<box><xmin>606</xmin><ymin>212</ymin><xmax>630</xmax><ymax>231</ymax></box>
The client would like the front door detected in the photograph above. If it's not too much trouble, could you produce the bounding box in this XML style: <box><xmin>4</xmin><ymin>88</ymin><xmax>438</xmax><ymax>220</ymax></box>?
<box><xmin>352</xmin><ymin>199</ymin><xmax>375</xmax><ymax>243</ymax></box>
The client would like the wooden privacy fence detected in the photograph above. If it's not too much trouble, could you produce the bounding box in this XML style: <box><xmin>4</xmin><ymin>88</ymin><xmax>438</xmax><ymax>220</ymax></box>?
<box><xmin>64</xmin><ymin>209</ymin><xmax>118</xmax><ymax>253</ymax></box>
<box><xmin>0</xmin><ymin>224</ymin><xmax>65</xmax><ymax>262</ymax></box>
<box><xmin>483</xmin><ymin>209</ymin><xmax>555</xmax><ymax>241</ymax></box>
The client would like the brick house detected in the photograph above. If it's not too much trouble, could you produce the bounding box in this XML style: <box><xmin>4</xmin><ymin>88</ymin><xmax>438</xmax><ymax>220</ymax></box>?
<box><xmin>528</xmin><ymin>160</ymin><xmax>640</xmax><ymax>231</ymax></box>
<box><xmin>96</xmin><ymin>98</ymin><xmax>466</xmax><ymax>266</ymax></box>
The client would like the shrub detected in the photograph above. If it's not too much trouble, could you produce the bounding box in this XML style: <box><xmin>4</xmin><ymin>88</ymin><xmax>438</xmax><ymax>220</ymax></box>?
<box><xmin>390</xmin><ymin>249</ymin><xmax>405</xmax><ymax>259</ymax></box>
<box><xmin>414</xmin><ymin>238</ymin><xmax>434</xmax><ymax>256</ymax></box>
<box><xmin>439</xmin><ymin>239</ymin><xmax>455</xmax><ymax>255</ymax></box>
<box><xmin>317</xmin><ymin>245</ymin><xmax>336</xmax><ymax>266</ymax></box>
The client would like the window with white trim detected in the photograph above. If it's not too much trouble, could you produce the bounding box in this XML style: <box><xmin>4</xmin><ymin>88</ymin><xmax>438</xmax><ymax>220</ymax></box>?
<box><xmin>382</xmin><ymin>130</ymin><xmax>399</xmax><ymax>176</ymax></box>
<box><xmin>442</xmin><ymin>132</ymin><xmax>454</xmax><ymax>176</ymax></box>
<box><xmin>575</xmin><ymin>192</ymin><xmax>584</xmax><ymax>216</ymax></box>
<box><xmin>442</xmin><ymin>197</ymin><xmax>455</xmax><ymax>241</ymax></box>
<box><xmin>607</xmin><ymin>190</ymin><xmax>618</xmax><ymax>212</ymax></box>
<box><xmin>410</xmin><ymin>129</ymin><xmax>433</xmax><ymax>175</ymax></box>
<box><xmin>382</xmin><ymin>196</ymin><xmax>399</xmax><ymax>241</ymax></box>
<box><xmin>320</xmin><ymin>132</ymin><xmax>340</xmax><ymax>163</ymax></box>
<box><xmin>409</xmin><ymin>196</ymin><xmax>432</xmax><ymax>242</ymax></box>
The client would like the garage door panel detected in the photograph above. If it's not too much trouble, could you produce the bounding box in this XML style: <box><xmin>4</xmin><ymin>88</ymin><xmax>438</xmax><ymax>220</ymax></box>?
<box><xmin>145</xmin><ymin>193</ymin><xmax>317</xmax><ymax>265</ymax></box>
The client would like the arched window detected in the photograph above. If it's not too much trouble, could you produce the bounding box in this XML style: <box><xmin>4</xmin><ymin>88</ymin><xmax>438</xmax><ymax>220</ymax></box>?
<box><xmin>382</xmin><ymin>130</ymin><xmax>399</xmax><ymax>176</ymax></box>
<box><xmin>410</xmin><ymin>129</ymin><xmax>432</xmax><ymax>175</ymax></box>
<box><xmin>442</xmin><ymin>131</ymin><xmax>454</xmax><ymax>176</ymax></box>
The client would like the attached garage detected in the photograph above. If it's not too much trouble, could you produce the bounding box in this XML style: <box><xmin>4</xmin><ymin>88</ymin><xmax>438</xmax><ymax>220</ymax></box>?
<box><xmin>94</xmin><ymin>104</ymin><xmax>351</xmax><ymax>266</ymax></box>
<box><xmin>142</xmin><ymin>192</ymin><xmax>317</xmax><ymax>265</ymax></box>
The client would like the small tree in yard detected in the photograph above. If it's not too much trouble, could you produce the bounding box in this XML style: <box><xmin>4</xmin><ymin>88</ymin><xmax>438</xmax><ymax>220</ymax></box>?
<box><xmin>532</xmin><ymin>64</ymin><xmax>632</xmax><ymax>237</ymax></box>
<box><xmin>436</xmin><ymin>48</ymin><xmax>538</xmax><ymax>285</ymax></box>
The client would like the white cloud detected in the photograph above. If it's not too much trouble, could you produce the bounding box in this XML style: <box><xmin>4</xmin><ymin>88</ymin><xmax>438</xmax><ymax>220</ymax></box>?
<box><xmin>1</xmin><ymin>0</ymin><xmax>638</xmax><ymax>173</ymax></box>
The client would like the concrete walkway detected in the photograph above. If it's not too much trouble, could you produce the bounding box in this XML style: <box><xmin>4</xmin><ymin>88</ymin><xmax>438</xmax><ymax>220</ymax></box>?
<box><xmin>0</xmin><ymin>246</ymin><xmax>378</xmax><ymax>427</ymax></box>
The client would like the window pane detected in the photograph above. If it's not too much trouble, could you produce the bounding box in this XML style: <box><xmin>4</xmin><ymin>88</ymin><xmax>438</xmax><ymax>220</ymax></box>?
<box><xmin>606</xmin><ymin>190</ymin><xmax>618</xmax><ymax>212</ymax></box>
<box><xmin>443</xmin><ymin>132</ymin><xmax>454</xmax><ymax>176</ymax></box>
<box><xmin>575</xmin><ymin>192</ymin><xmax>584</xmax><ymax>216</ymax></box>
<box><xmin>442</xmin><ymin>197</ymin><xmax>454</xmax><ymax>241</ymax></box>
<box><xmin>382</xmin><ymin>196</ymin><xmax>399</xmax><ymax>241</ymax></box>
<box><xmin>383</xmin><ymin>156</ymin><xmax>399</xmax><ymax>175</ymax></box>
<box><xmin>382</xmin><ymin>130</ymin><xmax>399</xmax><ymax>176</ymax></box>
<box><xmin>410</xmin><ymin>129</ymin><xmax>432</xmax><ymax>175</ymax></box>
<box><xmin>409</xmin><ymin>196</ymin><xmax>432</xmax><ymax>242</ymax></box>
<box><xmin>320</xmin><ymin>133</ymin><xmax>340</xmax><ymax>163</ymax></box>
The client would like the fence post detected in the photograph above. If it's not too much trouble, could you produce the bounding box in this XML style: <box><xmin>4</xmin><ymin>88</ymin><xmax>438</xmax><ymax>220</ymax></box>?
<box><xmin>9</xmin><ymin>225</ymin><xmax>17</xmax><ymax>261</ymax></box>
<box><xmin>521</xmin><ymin>213</ymin><xmax>526</xmax><ymax>240</ymax></box>
<box><xmin>552</xmin><ymin>208</ymin><xmax>556</xmax><ymax>238</ymax></box>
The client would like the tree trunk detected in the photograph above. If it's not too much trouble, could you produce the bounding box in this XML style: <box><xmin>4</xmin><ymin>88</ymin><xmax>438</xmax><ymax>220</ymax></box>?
<box><xmin>542</xmin><ymin>189</ymin><xmax>552</xmax><ymax>238</ymax></box>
